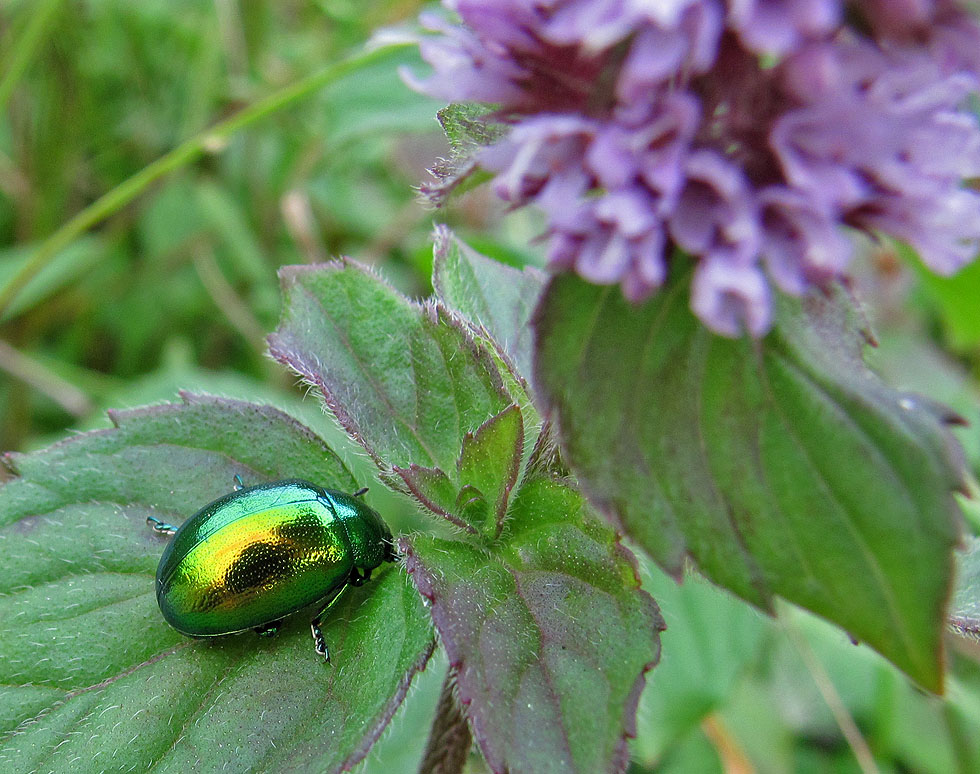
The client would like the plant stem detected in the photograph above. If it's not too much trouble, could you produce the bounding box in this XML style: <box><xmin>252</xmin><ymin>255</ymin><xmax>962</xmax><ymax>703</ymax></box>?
<box><xmin>418</xmin><ymin>667</ymin><xmax>472</xmax><ymax>774</ymax></box>
<box><xmin>781</xmin><ymin>612</ymin><xmax>881</xmax><ymax>774</ymax></box>
<box><xmin>0</xmin><ymin>337</ymin><xmax>93</xmax><ymax>417</ymax></box>
<box><xmin>0</xmin><ymin>42</ymin><xmax>413</xmax><ymax>320</ymax></box>
<box><xmin>701</xmin><ymin>713</ymin><xmax>755</xmax><ymax>774</ymax></box>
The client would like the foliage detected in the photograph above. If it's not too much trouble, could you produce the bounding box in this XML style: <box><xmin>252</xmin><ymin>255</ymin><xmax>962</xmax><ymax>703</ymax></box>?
<box><xmin>268</xmin><ymin>256</ymin><xmax>663</xmax><ymax>773</ymax></box>
<box><xmin>3</xmin><ymin>2</ymin><xmax>980</xmax><ymax>774</ymax></box>
<box><xmin>534</xmin><ymin>267</ymin><xmax>964</xmax><ymax>690</ymax></box>
<box><xmin>0</xmin><ymin>396</ymin><xmax>434</xmax><ymax>772</ymax></box>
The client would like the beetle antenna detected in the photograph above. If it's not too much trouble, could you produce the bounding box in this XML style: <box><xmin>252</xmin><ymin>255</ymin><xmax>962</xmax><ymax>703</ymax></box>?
<box><xmin>353</xmin><ymin>486</ymin><xmax>369</xmax><ymax>497</ymax></box>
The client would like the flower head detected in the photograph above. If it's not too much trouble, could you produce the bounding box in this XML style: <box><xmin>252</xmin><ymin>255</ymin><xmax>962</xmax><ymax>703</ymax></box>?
<box><xmin>408</xmin><ymin>0</ymin><xmax>980</xmax><ymax>336</ymax></box>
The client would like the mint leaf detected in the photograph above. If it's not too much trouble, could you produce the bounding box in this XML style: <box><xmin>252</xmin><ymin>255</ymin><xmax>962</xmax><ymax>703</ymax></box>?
<box><xmin>269</xmin><ymin>260</ymin><xmax>515</xmax><ymax>528</ymax></box>
<box><xmin>431</xmin><ymin>230</ymin><xmax>551</xmax><ymax>482</ymax></box>
<box><xmin>418</xmin><ymin>105</ymin><xmax>503</xmax><ymax>206</ymax></box>
<box><xmin>457</xmin><ymin>404</ymin><xmax>524</xmax><ymax>537</ymax></box>
<box><xmin>401</xmin><ymin>476</ymin><xmax>664</xmax><ymax>774</ymax></box>
<box><xmin>432</xmin><ymin>227</ymin><xmax>546</xmax><ymax>384</ymax></box>
<box><xmin>534</xmin><ymin>272</ymin><xmax>964</xmax><ymax>691</ymax></box>
<box><xmin>436</xmin><ymin>103</ymin><xmax>505</xmax><ymax>154</ymax></box>
<box><xmin>0</xmin><ymin>395</ymin><xmax>434</xmax><ymax>773</ymax></box>
<box><xmin>395</xmin><ymin>404</ymin><xmax>524</xmax><ymax>537</ymax></box>
<box><xmin>269</xmin><ymin>260</ymin><xmax>511</xmax><ymax>472</ymax></box>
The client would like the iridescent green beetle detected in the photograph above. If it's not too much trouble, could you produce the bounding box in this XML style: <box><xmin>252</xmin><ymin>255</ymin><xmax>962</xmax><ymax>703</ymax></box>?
<box><xmin>147</xmin><ymin>476</ymin><xmax>394</xmax><ymax>662</ymax></box>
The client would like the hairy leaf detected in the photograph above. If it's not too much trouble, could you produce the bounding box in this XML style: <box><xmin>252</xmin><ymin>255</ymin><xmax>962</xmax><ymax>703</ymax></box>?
<box><xmin>534</xmin><ymin>272</ymin><xmax>964</xmax><ymax>691</ymax></box>
<box><xmin>395</xmin><ymin>404</ymin><xmax>524</xmax><ymax>537</ymax></box>
<box><xmin>431</xmin><ymin>230</ymin><xmax>553</xmax><ymax>482</ymax></box>
<box><xmin>432</xmin><ymin>226</ymin><xmax>546</xmax><ymax>384</ymax></box>
<box><xmin>0</xmin><ymin>394</ymin><xmax>434</xmax><ymax>773</ymax></box>
<box><xmin>457</xmin><ymin>404</ymin><xmax>524</xmax><ymax>537</ymax></box>
<box><xmin>436</xmin><ymin>103</ymin><xmax>505</xmax><ymax>154</ymax></box>
<box><xmin>401</xmin><ymin>476</ymin><xmax>664</xmax><ymax>774</ymax></box>
<box><xmin>417</xmin><ymin>104</ymin><xmax>503</xmax><ymax>206</ymax></box>
<box><xmin>269</xmin><ymin>260</ymin><xmax>515</xmax><ymax>529</ymax></box>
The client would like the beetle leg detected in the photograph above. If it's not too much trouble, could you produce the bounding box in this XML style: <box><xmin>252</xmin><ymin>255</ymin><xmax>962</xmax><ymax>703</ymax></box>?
<box><xmin>146</xmin><ymin>515</ymin><xmax>178</xmax><ymax>536</ymax></box>
<box><xmin>352</xmin><ymin>486</ymin><xmax>369</xmax><ymax>498</ymax></box>
<box><xmin>254</xmin><ymin>620</ymin><xmax>282</xmax><ymax>638</ymax></box>
<box><xmin>233</xmin><ymin>474</ymin><xmax>245</xmax><ymax>491</ymax></box>
<box><xmin>310</xmin><ymin>585</ymin><xmax>348</xmax><ymax>664</ymax></box>
<box><xmin>348</xmin><ymin>568</ymin><xmax>366</xmax><ymax>587</ymax></box>
<box><xmin>383</xmin><ymin>538</ymin><xmax>398</xmax><ymax>563</ymax></box>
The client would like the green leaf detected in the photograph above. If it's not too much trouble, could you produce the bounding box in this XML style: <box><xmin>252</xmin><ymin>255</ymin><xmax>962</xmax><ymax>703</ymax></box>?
<box><xmin>534</xmin><ymin>271</ymin><xmax>965</xmax><ymax>691</ymax></box>
<box><xmin>0</xmin><ymin>394</ymin><xmax>434</xmax><ymax>773</ymax></box>
<box><xmin>138</xmin><ymin>178</ymin><xmax>204</xmax><ymax>261</ymax></box>
<box><xmin>395</xmin><ymin>404</ymin><xmax>524</xmax><ymax>537</ymax></box>
<box><xmin>319</xmin><ymin>45</ymin><xmax>443</xmax><ymax>149</ymax></box>
<box><xmin>651</xmin><ymin>726</ymin><xmax>724</xmax><ymax>774</ymax></box>
<box><xmin>435</xmin><ymin>103</ymin><xmax>505</xmax><ymax>155</ymax></box>
<box><xmin>400</xmin><ymin>476</ymin><xmax>664</xmax><ymax>774</ymax></box>
<box><xmin>457</xmin><ymin>404</ymin><xmax>524</xmax><ymax>537</ymax></box>
<box><xmin>867</xmin><ymin>333</ymin><xmax>980</xmax><ymax>471</ymax></box>
<box><xmin>432</xmin><ymin>226</ymin><xmax>547</xmax><ymax>385</ymax></box>
<box><xmin>906</xmin><ymin>244</ymin><xmax>980</xmax><ymax>350</ymax></box>
<box><xmin>417</xmin><ymin>104</ymin><xmax>504</xmax><ymax>206</ymax></box>
<box><xmin>196</xmin><ymin>181</ymin><xmax>270</xmax><ymax>284</ymax></box>
<box><xmin>951</xmin><ymin>536</ymin><xmax>980</xmax><ymax>638</ymax></box>
<box><xmin>391</xmin><ymin>463</ymin><xmax>465</xmax><ymax>526</ymax></box>
<box><xmin>0</xmin><ymin>237</ymin><xmax>103</xmax><ymax>322</ymax></box>
<box><xmin>633</xmin><ymin>564</ymin><xmax>769</xmax><ymax>766</ymax></box>
<box><xmin>268</xmin><ymin>260</ymin><xmax>514</xmax><ymax>524</ymax></box>
<box><xmin>431</xmin><ymin>230</ymin><xmax>551</xmax><ymax>484</ymax></box>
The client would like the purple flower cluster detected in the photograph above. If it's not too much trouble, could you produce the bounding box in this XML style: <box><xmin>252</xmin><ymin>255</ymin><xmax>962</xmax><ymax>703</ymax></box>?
<box><xmin>407</xmin><ymin>0</ymin><xmax>980</xmax><ymax>336</ymax></box>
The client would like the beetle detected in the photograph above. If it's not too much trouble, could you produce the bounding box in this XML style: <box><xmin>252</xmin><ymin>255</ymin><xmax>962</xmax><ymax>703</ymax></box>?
<box><xmin>147</xmin><ymin>475</ymin><xmax>394</xmax><ymax>662</ymax></box>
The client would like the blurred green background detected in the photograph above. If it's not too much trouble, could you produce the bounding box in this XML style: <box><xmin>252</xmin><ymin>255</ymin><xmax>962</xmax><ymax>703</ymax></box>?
<box><xmin>3</xmin><ymin>1</ymin><xmax>980</xmax><ymax>772</ymax></box>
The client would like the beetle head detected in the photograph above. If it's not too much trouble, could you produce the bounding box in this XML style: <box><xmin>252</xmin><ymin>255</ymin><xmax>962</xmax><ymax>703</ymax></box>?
<box><xmin>329</xmin><ymin>490</ymin><xmax>395</xmax><ymax>571</ymax></box>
